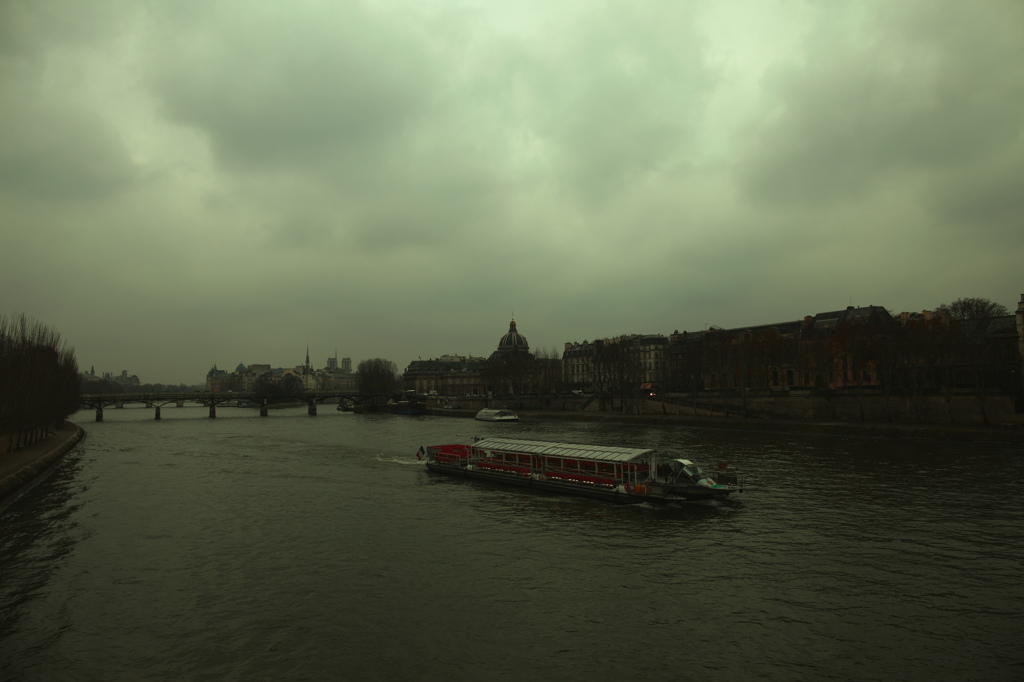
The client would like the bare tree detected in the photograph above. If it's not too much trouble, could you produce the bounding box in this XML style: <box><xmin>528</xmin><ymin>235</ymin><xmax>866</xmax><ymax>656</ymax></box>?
<box><xmin>935</xmin><ymin>297</ymin><xmax>1009</xmax><ymax>320</ymax></box>
<box><xmin>357</xmin><ymin>358</ymin><xmax>401</xmax><ymax>402</ymax></box>
<box><xmin>591</xmin><ymin>337</ymin><xmax>647</xmax><ymax>413</ymax></box>
<box><xmin>0</xmin><ymin>314</ymin><xmax>80</xmax><ymax>451</ymax></box>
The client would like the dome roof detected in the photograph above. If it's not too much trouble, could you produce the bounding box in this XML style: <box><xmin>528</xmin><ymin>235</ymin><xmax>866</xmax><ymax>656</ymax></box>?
<box><xmin>497</xmin><ymin>319</ymin><xmax>529</xmax><ymax>351</ymax></box>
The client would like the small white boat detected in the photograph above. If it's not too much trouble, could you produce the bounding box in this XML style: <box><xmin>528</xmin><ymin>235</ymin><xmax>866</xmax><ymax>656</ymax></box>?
<box><xmin>474</xmin><ymin>408</ymin><xmax>519</xmax><ymax>422</ymax></box>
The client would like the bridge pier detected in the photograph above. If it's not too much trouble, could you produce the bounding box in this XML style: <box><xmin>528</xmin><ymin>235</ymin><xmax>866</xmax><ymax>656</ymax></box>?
<box><xmin>308</xmin><ymin>402</ymin><xmax>317</xmax><ymax>416</ymax></box>
<box><xmin>155</xmin><ymin>406</ymin><xmax>161</xmax><ymax>420</ymax></box>
<box><xmin>260</xmin><ymin>401</ymin><xmax>269</xmax><ymax>417</ymax></box>
<box><xmin>176</xmin><ymin>400</ymin><xmax>184</xmax><ymax>407</ymax></box>
<box><xmin>209</xmin><ymin>404</ymin><xmax>216</xmax><ymax>418</ymax></box>
<box><xmin>95</xmin><ymin>407</ymin><xmax>103</xmax><ymax>422</ymax></box>
<box><xmin>115</xmin><ymin>401</ymin><xmax>124</xmax><ymax>409</ymax></box>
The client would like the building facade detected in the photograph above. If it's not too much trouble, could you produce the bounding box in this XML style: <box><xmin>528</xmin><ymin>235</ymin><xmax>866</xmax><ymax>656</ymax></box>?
<box><xmin>564</xmin><ymin>300</ymin><xmax>1024</xmax><ymax>403</ymax></box>
<box><xmin>562</xmin><ymin>333</ymin><xmax>668</xmax><ymax>395</ymax></box>
<box><xmin>402</xmin><ymin>354</ymin><xmax>486</xmax><ymax>396</ymax></box>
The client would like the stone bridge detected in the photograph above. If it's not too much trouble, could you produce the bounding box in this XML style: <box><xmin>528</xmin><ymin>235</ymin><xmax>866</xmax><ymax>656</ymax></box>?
<box><xmin>79</xmin><ymin>391</ymin><xmax>392</xmax><ymax>421</ymax></box>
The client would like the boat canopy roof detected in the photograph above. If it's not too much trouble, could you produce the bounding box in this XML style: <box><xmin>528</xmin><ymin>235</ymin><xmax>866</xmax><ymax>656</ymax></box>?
<box><xmin>472</xmin><ymin>438</ymin><xmax>655</xmax><ymax>463</ymax></box>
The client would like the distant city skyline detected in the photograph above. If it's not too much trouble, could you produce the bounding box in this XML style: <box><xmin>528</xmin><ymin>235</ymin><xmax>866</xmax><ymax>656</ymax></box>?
<box><xmin>83</xmin><ymin>353</ymin><xmax>353</xmax><ymax>387</ymax></box>
<box><xmin>78</xmin><ymin>294</ymin><xmax>1020</xmax><ymax>386</ymax></box>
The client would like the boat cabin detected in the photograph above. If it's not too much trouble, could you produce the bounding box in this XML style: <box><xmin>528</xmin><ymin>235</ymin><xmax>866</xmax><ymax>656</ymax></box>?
<box><xmin>467</xmin><ymin>438</ymin><xmax>657</xmax><ymax>487</ymax></box>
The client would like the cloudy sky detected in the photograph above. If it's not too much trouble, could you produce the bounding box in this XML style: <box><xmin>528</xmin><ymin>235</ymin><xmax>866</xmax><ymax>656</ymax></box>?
<box><xmin>2</xmin><ymin>0</ymin><xmax>1021</xmax><ymax>385</ymax></box>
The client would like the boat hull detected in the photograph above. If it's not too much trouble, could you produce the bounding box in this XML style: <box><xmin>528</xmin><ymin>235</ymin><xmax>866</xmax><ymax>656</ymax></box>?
<box><xmin>425</xmin><ymin>461</ymin><xmax>736</xmax><ymax>504</ymax></box>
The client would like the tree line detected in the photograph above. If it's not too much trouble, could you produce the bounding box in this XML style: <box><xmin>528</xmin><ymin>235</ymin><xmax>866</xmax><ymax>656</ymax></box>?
<box><xmin>0</xmin><ymin>314</ymin><xmax>80</xmax><ymax>451</ymax></box>
<box><xmin>81</xmin><ymin>380</ymin><xmax>199</xmax><ymax>395</ymax></box>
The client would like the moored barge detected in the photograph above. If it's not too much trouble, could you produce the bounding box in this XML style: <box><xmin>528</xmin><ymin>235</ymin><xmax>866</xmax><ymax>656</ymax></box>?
<box><xmin>422</xmin><ymin>437</ymin><xmax>745</xmax><ymax>503</ymax></box>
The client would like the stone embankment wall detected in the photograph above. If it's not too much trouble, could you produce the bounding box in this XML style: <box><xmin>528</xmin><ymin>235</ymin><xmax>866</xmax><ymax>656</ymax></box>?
<box><xmin>427</xmin><ymin>392</ymin><xmax>1021</xmax><ymax>427</ymax></box>
<box><xmin>648</xmin><ymin>393</ymin><xmax>1021</xmax><ymax>427</ymax></box>
<box><xmin>0</xmin><ymin>422</ymin><xmax>85</xmax><ymax>513</ymax></box>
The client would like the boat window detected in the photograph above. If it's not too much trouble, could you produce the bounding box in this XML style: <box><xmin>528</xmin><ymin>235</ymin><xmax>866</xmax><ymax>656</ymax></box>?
<box><xmin>682</xmin><ymin>465</ymin><xmax>704</xmax><ymax>479</ymax></box>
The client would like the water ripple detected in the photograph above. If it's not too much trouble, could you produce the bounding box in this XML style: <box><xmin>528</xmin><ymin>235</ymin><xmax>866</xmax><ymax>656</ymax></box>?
<box><xmin>1</xmin><ymin>409</ymin><xmax>1021</xmax><ymax>681</ymax></box>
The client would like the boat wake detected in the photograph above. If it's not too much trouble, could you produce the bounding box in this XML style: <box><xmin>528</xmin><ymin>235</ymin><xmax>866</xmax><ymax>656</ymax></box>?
<box><xmin>375</xmin><ymin>453</ymin><xmax>422</xmax><ymax>466</ymax></box>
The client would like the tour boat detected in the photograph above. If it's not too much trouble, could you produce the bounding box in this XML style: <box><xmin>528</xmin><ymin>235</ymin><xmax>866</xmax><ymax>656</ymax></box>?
<box><xmin>420</xmin><ymin>437</ymin><xmax>745</xmax><ymax>503</ymax></box>
<box><xmin>474</xmin><ymin>408</ymin><xmax>519</xmax><ymax>422</ymax></box>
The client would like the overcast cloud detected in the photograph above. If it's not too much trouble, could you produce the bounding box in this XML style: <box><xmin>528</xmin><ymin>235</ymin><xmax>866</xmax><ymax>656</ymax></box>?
<box><xmin>2</xmin><ymin>0</ymin><xmax>1021</xmax><ymax>384</ymax></box>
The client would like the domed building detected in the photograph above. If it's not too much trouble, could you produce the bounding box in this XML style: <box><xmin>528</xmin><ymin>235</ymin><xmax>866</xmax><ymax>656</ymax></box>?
<box><xmin>401</xmin><ymin>318</ymin><xmax>561</xmax><ymax>401</ymax></box>
<box><xmin>482</xmin><ymin>319</ymin><xmax>560</xmax><ymax>399</ymax></box>
<box><xmin>490</xmin><ymin>319</ymin><xmax>530</xmax><ymax>359</ymax></box>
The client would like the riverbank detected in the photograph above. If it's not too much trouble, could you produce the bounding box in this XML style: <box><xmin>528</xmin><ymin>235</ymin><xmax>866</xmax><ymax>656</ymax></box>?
<box><xmin>0</xmin><ymin>422</ymin><xmax>85</xmax><ymax>514</ymax></box>
<box><xmin>429</xmin><ymin>407</ymin><xmax>1024</xmax><ymax>444</ymax></box>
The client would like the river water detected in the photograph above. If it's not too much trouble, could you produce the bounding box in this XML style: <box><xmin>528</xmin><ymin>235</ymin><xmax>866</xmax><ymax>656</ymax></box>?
<box><xmin>1</xmin><ymin>406</ymin><xmax>1022</xmax><ymax>681</ymax></box>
